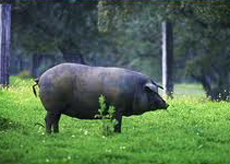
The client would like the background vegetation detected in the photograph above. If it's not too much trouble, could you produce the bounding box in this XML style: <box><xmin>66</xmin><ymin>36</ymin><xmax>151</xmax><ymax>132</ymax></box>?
<box><xmin>8</xmin><ymin>0</ymin><xmax>230</xmax><ymax>100</ymax></box>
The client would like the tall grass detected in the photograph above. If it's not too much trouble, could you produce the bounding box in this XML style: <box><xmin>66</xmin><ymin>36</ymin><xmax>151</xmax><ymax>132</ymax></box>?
<box><xmin>0</xmin><ymin>77</ymin><xmax>230</xmax><ymax>164</ymax></box>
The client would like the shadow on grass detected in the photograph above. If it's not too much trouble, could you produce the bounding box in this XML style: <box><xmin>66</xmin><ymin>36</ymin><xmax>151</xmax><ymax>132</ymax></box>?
<box><xmin>0</xmin><ymin>116</ymin><xmax>21</xmax><ymax>131</ymax></box>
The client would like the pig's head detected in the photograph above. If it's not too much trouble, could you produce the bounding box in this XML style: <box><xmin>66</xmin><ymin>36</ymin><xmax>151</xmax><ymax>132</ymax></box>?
<box><xmin>132</xmin><ymin>81</ymin><xmax>169</xmax><ymax>116</ymax></box>
<box><xmin>144</xmin><ymin>82</ymin><xmax>169</xmax><ymax>110</ymax></box>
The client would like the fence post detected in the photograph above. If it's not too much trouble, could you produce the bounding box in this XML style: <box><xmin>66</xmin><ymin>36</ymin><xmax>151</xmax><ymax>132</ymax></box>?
<box><xmin>162</xmin><ymin>21</ymin><xmax>174</xmax><ymax>98</ymax></box>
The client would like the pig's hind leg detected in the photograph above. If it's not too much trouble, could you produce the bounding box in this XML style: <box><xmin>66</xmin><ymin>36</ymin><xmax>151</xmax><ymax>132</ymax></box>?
<box><xmin>45</xmin><ymin>111</ymin><xmax>61</xmax><ymax>134</ymax></box>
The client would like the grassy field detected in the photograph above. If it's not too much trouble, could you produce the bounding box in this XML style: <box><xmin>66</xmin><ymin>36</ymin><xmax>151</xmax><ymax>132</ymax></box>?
<box><xmin>0</xmin><ymin>77</ymin><xmax>230</xmax><ymax>164</ymax></box>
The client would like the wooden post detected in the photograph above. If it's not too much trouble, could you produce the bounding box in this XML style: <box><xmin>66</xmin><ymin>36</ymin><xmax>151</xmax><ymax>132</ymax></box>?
<box><xmin>162</xmin><ymin>21</ymin><xmax>173</xmax><ymax>98</ymax></box>
<box><xmin>0</xmin><ymin>4</ymin><xmax>11</xmax><ymax>88</ymax></box>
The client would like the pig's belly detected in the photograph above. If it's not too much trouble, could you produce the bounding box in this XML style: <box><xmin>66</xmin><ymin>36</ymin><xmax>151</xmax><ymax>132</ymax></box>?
<box><xmin>62</xmin><ymin>103</ymin><xmax>99</xmax><ymax>119</ymax></box>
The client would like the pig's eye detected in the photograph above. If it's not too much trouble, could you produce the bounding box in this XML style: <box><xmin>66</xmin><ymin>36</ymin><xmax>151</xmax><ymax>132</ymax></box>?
<box><xmin>145</xmin><ymin>86</ymin><xmax>153</xmax><ymax>93</ymax></box>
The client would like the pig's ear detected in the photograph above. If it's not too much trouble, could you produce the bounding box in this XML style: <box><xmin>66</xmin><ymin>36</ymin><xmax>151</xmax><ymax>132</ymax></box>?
<box><xmin>151</xmin><ymin>80</ymin><xmax>164</xmax><ymax>90</ymax></box>
<box><xmin>157</xmin><ymin>84</ymin><xmax>164</xmax><ymax>90</ymax></box>
<box><xmin>144</xmin><ymin>83</ymin><xmax>158</xmax><ymax>93</ymax></box>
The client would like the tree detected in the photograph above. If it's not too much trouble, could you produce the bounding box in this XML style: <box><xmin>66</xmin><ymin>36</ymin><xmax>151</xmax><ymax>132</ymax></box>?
<box><xmin>11</xmin><ymin>2</ymin><xmax>98</xmax><ymax>64</ymax></box>
<box><xmin>97</xmin><ymin>0</ymin><xmax>230</xmax><ymax>101</ymax></box>
<box><xmin>98</xmin><ymin>1</ymin><xmax>175</xmax><ymax>90</ymax></box>
<box><xmin>0</xmin><ymin>3</ymin><xmax>11</xmax><ymax>88</ymax></box>
<box><xmin>170</xmin><ymin>1</ymin><xmax>230</xmax><ymax>101</ymax></box>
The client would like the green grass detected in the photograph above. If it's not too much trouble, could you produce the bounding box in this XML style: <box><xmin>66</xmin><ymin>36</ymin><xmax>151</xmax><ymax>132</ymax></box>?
<box><xmin>1</xmin><ymin>77</ymin><xmax>230</xmax><ymax>164</ymax></box>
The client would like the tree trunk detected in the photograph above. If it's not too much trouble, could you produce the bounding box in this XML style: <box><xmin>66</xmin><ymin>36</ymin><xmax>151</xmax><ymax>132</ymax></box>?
<box><xmin>31</xmin><ymin>54</ymin><xmax>42</xmax><ymax>78</ymax></box>
<box><xmin>58</xmin><ymin>39</ymin><xmax>85</xmax><ymax>64</ymax></box>
<box><xmin>191</xmin><ymin>72</ymin><xmax>230</xmax><ymax>101</ymax></box>
<box><xmin>19</xmin><ymin>57</ymin><xmax>24</xmax><ymax>71</ymax></box>
<box><xmin>30</xmin><ymin>54</ymin><xmax>39</xmax><ymax>78</ymax></box>
<box><xmin>0</xmin><ymin>4</ymin><xmax>11</xmax><ymax>88</ymax></box>
<box><xmin>62</xmin><ymin>53</ymin><xmax>85</xmax><ymax>64</ymax></box>
<box><xmin>162</xmin><ymin>21</ymin><xmax>174</xmax><ymax>98</ymax></box>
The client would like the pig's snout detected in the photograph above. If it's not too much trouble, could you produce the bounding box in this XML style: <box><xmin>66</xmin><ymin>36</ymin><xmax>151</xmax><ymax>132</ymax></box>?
<box><xmin>163</xmin><ymin>103</ymin><xmax>169</xmax><ymax>110</ymax></box>
<box><xmin>157</xmin><ymin>101</ymin><xmax>169</xmax><ymax>110</ymax></box>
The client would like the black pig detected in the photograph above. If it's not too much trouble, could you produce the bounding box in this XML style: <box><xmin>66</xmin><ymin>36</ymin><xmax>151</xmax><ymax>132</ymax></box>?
<box><xmin>33</xmin><ymin>63</ymin><xmax>169</xmax><ymax>133</ymax></box>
